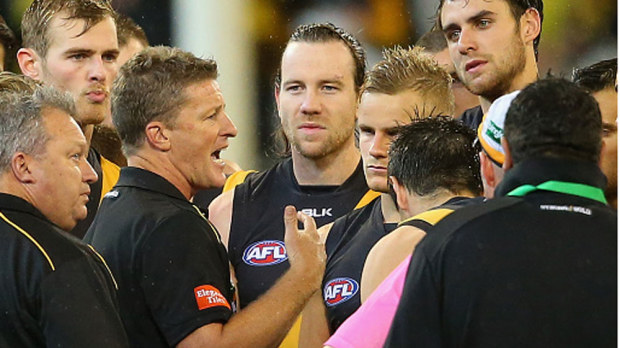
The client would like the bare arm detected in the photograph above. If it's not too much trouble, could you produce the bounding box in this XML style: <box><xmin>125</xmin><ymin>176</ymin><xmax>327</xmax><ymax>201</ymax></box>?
<box><xmin>360</xmin><ymin>226</ymin><xmax>426</xmax><ymax>302</ymax></box>
<box><xmin>178</xmin><ymin>206</ymin><xmax>326</xmax><ymax>348</ymax></box>
<box><xmin>208</xmin><ymin>188</ymin><xmax>234</xmax><ymax>248</ymax></box>
<box><xmin>299</xmin><ymin>280</ymin><xmax>331</xmax><ymax>348</ymax></box>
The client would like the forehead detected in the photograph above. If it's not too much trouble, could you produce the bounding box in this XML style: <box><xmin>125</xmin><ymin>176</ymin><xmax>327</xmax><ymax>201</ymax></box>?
<box><xmin>358</xmin><ymin>91</ymin><xmax>426</xmax><ymax>126</ymax></box>
<box><xmin>280</xmin><ymin>41</ymin><xmax>355</xmax><ymax>83</ymax></box>
<box><xmin>592</xmin><ymin>88</ymin><xmax>618</xmax><ymax>124</ymax></box>
<box><xmin>46</xmin><ymin>13</ymin><xmax>117</xmax><ymax>53</ymax></box>
<box><xmin>42</xmin><ymin>107</ymin><xmax>85</xmax><ymax>143</ymax></box>
<box><xmin>180</xmin><ymin>79</ymin><xmax>225</xmax><ymax>112</ymax></box>
<box><xmin>441</xmin><ymin>0</ymin><xmax>512</xmax><ymax>24</ymax></box>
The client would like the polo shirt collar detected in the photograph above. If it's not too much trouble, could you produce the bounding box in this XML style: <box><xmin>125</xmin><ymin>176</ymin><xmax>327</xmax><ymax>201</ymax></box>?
<box><xmin>0</xmin><ymin>193</ymin><xmax>48</xmax><ymax>220</ymax></box>
<box><xmin>115</xmin><ymin>167</ymin><xmax>188</xmax><ymax>201</ymax></box>
<box><xmin>495</xmin><ymin>157</ymin><xmax>607</xmax><ymax>198</ymax></box>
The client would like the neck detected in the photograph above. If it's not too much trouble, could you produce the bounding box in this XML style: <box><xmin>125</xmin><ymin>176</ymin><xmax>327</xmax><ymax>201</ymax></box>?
<box><xmin>401</xmin><ymin>189</ymin><xmax>475</xmax><ymax>220</ymax></box>
<box><xmin>291</xmin><ymin>140</ymin><xmax>360</xmax><ymax>186</ymax></box>
<box><xmin>479</xmin><ymin>54</ymin><xmax>539</xmax><ymax>113</ymax></box>
<box><xmin>380</xmin><ymin>193</ymin><xmax>400</xmax><ymax>224</ymax></box>
<box><xmin>127</xmin><ymin>152</ymin><xmax>193</xmax><ymax>200</ymax></box>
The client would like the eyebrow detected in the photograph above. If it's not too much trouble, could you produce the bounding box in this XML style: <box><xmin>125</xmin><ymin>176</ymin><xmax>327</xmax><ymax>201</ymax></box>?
<box><xmin>442</xmin><ymin>9</ymin><xmax>496</xmax><ymax>32</ymax></box>
<box><xmin>63</xmin><ymin>47</ymin><xmax>120</xmax><ymax>56</ymax></box>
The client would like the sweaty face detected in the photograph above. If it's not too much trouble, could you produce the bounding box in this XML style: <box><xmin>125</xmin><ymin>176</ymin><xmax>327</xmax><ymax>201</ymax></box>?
<box><xmin>592</xmin><ymin>87</ymin><xmax>618</xmax><ymax>203</ymax></box>
<box><xmin>29</xmin><ymin>108</ymin><xmax>98</xmax><ymax>231</ymax></box>
<box><xmin>39</xmin><ymin>15</ymin><xmax>119</xmax><ymax>126</ymax></box>
<box><xmin>357</xmin><ymin>91</ymin><xmax>427</xmax><ymax>192</ymax></box>
<box><xmin>167</xmin><ymin>79</ymin><xmax>238</xmax><ymax>193</ymax></box>
<box><xmin>441</xmin><ymin>0</ymin><xmax>527</xmax><ymax>100</ymax></box>
<box><xmin>277</xmin><ymin>41</ymin><xmax>358</xmax><ymax>159</ymax></box>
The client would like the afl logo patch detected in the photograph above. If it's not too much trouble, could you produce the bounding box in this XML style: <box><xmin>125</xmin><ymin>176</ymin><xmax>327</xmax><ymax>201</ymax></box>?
<box><xmin>242</xmin><ymin>240</ymin><xmax>288</xmax><ymax>266</ymax></box>
<box><xmin>323</xmin><ymin>277</ymin><xmax>359</xmax><ymax>307</ymax></box>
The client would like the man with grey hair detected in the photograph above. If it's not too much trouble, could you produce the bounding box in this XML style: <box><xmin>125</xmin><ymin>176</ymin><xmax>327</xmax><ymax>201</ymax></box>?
<box><xmin>85</xmin><ymin>46</ymin><xmax>326</xmax><ymax>348</ymax></box>
<box><xmin>0</xmin><ymin>85</ymin><xmax>128</xmax><ymax>346</ymax></box>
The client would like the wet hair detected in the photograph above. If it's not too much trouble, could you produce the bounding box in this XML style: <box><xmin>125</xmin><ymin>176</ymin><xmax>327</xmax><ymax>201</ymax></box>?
<box><xmin>21</xmin><ymin>0</ymin><xmax>115</xmax><ymax>58</ymax></box>
<box><xmin>504</xmin><ymin>77</ymin><xmax>602</xmax><ymax>164</ymax></box>
<box><xmin>437</xmin><ymin>0</ymin><xmax>544</xmax><ymax>59</ymax></box>
<box><xmin>112</xmin><ymin>46</ymin><xmax>218</xmax><ymax>156</ymax></box>
<box><xmin>572</xmin><ymin>58</ymin><xmax>617</xmax><ymax>93</ymax></box>
<box><xmin>388</xmin><ymin>115</ymin><xmax>482</xmax><ymax>196</ymax></box>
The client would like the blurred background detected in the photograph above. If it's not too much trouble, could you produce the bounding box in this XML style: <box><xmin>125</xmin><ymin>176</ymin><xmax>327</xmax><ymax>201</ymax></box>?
<box><xmin>0</xmin><ymin>0</ymin><xmax>617</xmax><ymax>170</ymax></box>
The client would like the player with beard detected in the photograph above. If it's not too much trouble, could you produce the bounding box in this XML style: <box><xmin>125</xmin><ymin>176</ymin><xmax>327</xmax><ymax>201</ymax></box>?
<box><xmin>438</xmin><ymin>0</ymin><xmax>543</xmax><ymax>129</ymax></box>
<box><xmin>298</xmin><ymin>46</ymin><xmax>457</xmax><ymax>347</ymax></box>
<box><xmin>17</xmin><ymin>0</ymin><xmax>121</xmax><ymax>238</ymax></box>
<box><xmin>573</xmin><ymin>58</ymin><xmax>617</xmax><ymax>209</ymax></box>
<box><xmin>209</xmin><ymin>23</ymin><xmax>377</xmax><ymax>347</ymax></box>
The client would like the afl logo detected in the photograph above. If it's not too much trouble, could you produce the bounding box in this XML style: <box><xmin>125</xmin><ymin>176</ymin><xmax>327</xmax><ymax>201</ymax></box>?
<box><xmin>243</xmin><ymin>240</ymin><xmax>288</xmax><ymax>266</ymax></box>
<box><xmin>323</xmin><ymin>277</ymin><xmax>359</xmax><ymax>307</ymax></box>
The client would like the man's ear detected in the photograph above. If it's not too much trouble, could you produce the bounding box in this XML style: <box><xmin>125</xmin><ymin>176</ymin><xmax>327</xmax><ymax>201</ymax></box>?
<box><xmin>11</xmin><ymin>152</ymin><xmax>36</xmax><ymax>183</ymax></box>
<box><xmin>520</xmin><ymin>7</ymin><xmax>542</xmax><ymax>46</ymax></box>
<box><xmin>17</xmin><ymin>48</ymin><xmax>43</xmax><ymax>80</ymax></box>
<box><xmin>144</xmin><ymin>121</ymin><xmax>171</xmax><ymax>151</ymax></box>
<box><xmin>390</xmin><ymin>176</ymin><xmax>410</xmax><ymax>213</ymax></box>
<box><xmin>501</xmin><ymin>137</ymin><xmax>513</xmax><ymax>171</ymax></box>
<box><xmin>480</xmin><ymin>151</ymin><xmax>497</xmax><ymax>188</ymax></box>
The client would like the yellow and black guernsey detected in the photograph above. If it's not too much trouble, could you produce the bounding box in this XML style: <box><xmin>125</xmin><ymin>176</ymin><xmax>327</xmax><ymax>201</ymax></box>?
<box><xmin>227</xmin><ymin>158</ymin><xmax>377</xmax><ymax>309</ymax></box>
<box><xmin>70</xmin><ymin>148</ymin><xmax>120</xmax><ymax>239</ymax></box>
<box><xmin>0</xmin><ymin>193</ymin><xmax>128</xmax><ymax>347</ymax></box>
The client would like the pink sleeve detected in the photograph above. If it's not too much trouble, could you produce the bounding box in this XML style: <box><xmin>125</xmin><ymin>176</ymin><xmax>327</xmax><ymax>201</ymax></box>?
<box><xmin>323</xmin><ymin>255</ymin><xmax>412</xmax><ymax>348</ymax></box>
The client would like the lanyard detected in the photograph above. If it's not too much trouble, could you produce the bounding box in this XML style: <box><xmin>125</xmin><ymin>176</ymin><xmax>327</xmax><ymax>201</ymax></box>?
<box><xmin>507</xmin><ymin>180</ymin><xmax>607</xmax><ymax>204</ymax></box>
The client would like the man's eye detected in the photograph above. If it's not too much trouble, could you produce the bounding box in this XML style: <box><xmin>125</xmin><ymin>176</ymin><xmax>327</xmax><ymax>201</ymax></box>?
<box><xmin>103</xmin><ymin>54</ymin><xmax>118</xmax><ymax>62</ymax></box>
<box><xmin>478</xmin><ymin>19</ymin><xmax>491</xmax><ymax>28</ymax></box>
<box><xmin>70</xmin><ymin>54</ymin><xmax>85</xmax><ymax>61</ymax></box>
<box><xmin>447</xmin><ymin>30</ymin><xmax>461</xmax><ymax>42</ymax></box>
<box><xmin>322</xmin><ymin>85</ymin><xmax>338</xmax><ymax>92</ymax></box>
<box><xmin>286</xmin><ymin>85</ymin><xmax>302</xmax><ymax>93</ymax></box>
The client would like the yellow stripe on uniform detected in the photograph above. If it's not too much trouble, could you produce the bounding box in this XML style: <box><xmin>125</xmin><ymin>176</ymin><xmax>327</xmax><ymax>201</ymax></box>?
<box><xmin>398</xmin><ymin>208</ymin><xmax>455</xmax><ymax>227</ymax></box>
<box><xmin>354</xmin><ymin>190</ymin><xmax>381</xmax><ymax>210</ymax></box>
<box><xmin>87</xmin><ymin>244</ymin><xmax>119</xmax><ymax>290</ymax></box>
<box><xmin>223</xmin><ymin>170</ymin><xmax>257</xmax><ymax>192</ymax></box>
<box><xmin>279</xmin><ymin>315</ymin><xmax>302</xmax><ymax>348</ymax></box>
<box><xmin>100</xmin><ymin>155</ymin><xmax>120</xmax><ymax>203</ymax></box>
<box><xmin>0</xmin><ymin>211</ymin><xmax>55</xmax><ymax>271</ymax></box>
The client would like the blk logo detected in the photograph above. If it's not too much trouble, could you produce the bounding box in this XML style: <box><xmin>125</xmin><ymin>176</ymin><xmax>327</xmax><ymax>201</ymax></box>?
<box><xmin>243</xmin><ymin>240</ymin><xmax>288</xmax><ymax>266</ymax></box>
<box><xmin>301</xmin><ymin>207</ymin><xmax>333</xmax><ymax>218</ymax></box>
<box><xmin>323</xmin><ymin>277</ymin><xmax>359</xmax><ymax>307</ymax></box>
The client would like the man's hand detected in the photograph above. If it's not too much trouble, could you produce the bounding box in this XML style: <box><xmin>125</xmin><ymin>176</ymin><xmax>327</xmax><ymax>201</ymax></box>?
<box><xmin>283</xmin><ymin>205</ymin><xmax>326</xmax><ymax>289</ymax></box>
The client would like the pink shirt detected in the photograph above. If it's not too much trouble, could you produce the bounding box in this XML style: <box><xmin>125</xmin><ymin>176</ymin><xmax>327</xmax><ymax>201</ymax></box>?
<box><xmin>324</xmin><ymin>255</ymin><xmax>412</xmax><ymax>348</ymax></box>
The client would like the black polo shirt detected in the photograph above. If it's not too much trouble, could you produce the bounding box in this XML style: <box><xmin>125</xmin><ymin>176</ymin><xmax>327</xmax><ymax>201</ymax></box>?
<box><xmin>457</xmin><ymin>105</ymin><xmax>483</xmax><ymax>131</ymax></box>
<box><xmin>84</xmin><ymin>167</ymin><xmax>234</xmax><ymax>347</ymax></box>
<box><xmin>386</xmin><ymin>158</ymin><xmax>617</xmax><ymax>347</ymax></box>
<box><xmin>0</xmin><ymin>193</ymin><xmax>128</xmax><ymax>347</ymax></box>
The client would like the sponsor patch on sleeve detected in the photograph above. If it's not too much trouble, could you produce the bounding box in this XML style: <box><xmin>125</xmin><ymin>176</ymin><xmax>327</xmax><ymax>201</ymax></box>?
<box><xmin>194</xmin><ymin>285</ymin><xmax>231</xmax><ymax>310</ymax></box>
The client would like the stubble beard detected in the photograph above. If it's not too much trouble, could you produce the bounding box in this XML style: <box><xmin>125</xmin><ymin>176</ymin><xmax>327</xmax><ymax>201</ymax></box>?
<box><xmin>285</xmin><ymin>121</ymin><xmax>355</xmax><ymax>160</ymax></box>
<box><xmin>462</xmin><ymin>33</ymin><xmax>527</xmax><ymax>101</ymax></box>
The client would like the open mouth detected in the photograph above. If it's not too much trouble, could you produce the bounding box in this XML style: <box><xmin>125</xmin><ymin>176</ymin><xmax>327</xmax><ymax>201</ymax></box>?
<box><xmin>211</xmin><ymin>149</ymin><xmax>225</xmax><ymax>166</ymax></box>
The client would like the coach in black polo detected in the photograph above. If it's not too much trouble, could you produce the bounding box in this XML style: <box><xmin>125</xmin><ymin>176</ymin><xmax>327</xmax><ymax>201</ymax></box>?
<box><xmin>0</xmin><ymin>84</ymin><xmax>128</xmax><ymax>346</ymax></box>
<box><xmin>85</xmin><ymin>46</ymin><xmax>326</xmax><ymax>348</ymax></box>
<box><xmin>385</xmin><ymin>78</ymin><xmax>617</xmax><ymax>347</ymax></box>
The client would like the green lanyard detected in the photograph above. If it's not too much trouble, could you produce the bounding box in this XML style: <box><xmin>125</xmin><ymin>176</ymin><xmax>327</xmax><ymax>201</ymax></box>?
<box><xmin>507</xmin><ymin>180</ymin><xmax>607</xmax><ymax>204</ymax></box>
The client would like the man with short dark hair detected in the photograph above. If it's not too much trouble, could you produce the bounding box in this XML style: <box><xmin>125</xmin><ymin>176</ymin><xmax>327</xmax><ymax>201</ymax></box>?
<box><xmin>438</xmin><ymin>0</ymin><xmax>543</xmax><ymax>129</ymax></box>
<box><xmin>17</xmin><ymin>0</ymin><xmax>121</xmax><ymax>238</ymax></box>
<box><xmin>386</xmin><ymin>78</ymin><xmax>616</xmax><ymax>347</ymax></box>
<box><xmin>85</xmin><ymin>46</ymin><xmax>326</xmax><ymax>348</ymax></box>
<box><xmin>573</xmin><ymin>58</ymin><xmax>617</xmax><ymax>209</ymax></box>
<box><xmin>0</xmin><ymin>85</ymin><xmax>128</xmax><ymax>347</ymax></box>
<box><xmin>0</xmin><ymin>15</ymin><xmax>17</xmax><ymax>71</ymax></box>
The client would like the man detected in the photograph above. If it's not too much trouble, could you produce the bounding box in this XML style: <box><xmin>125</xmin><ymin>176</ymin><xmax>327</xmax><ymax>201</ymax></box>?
<box><xmin>0</xmin><ymin>85</ymin><xmax>128</xmax><ymax>346</ymax></box>
<box><xmin>210</xmin><ymin>22</ymin><xmax>375</xmax><ymax>310</ymax></box>
<box><xmin>92</xmin><ymin>13</ymin><xmax>150</xmax><ymax>167</ymax></box>
<box><xmin>438</xmin><ymin>0</ymin><xmax>543</xmax><ymax>129</ymax></box>
<box><xmin>0</xmin><ymin>71</ymin><xmax>38</xmax><ymax>93</ymax></box>
<box><xmin>85</xmin><ymin>46</ymin><xmax>326</xmax><ymax>348</ymax></box>
<box><xmin>299</xmin><ymin>46</ymin><xmax>457</xmax><ymax>347</ymax></box>
<box><xmin>386</xmin><ymin>78</ymin><xmax>616</xmax><ymax>347</ymax></box>
<box><xmin>0</xmin><ymin>15</ymin><xmax>17</xmax><ymax>71</ymax></box>
<box><xmin>324</xmin><ymin>117</ymin><xmax>482</xmax><ymax>348</ymax></box>
<box><xmin>416</xmin><ymin>28</ymin><xmax>479</xmax><ymax>117</ymax></box>
<box><xmin>17</xmin><ymin>0</ymin><xmax>121</xmax><ymax>238</ymax></box>
<box><xmin>573</xmin><ymin>58</ymin><xmax>617</xmax><ymax>209</ymax></box>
